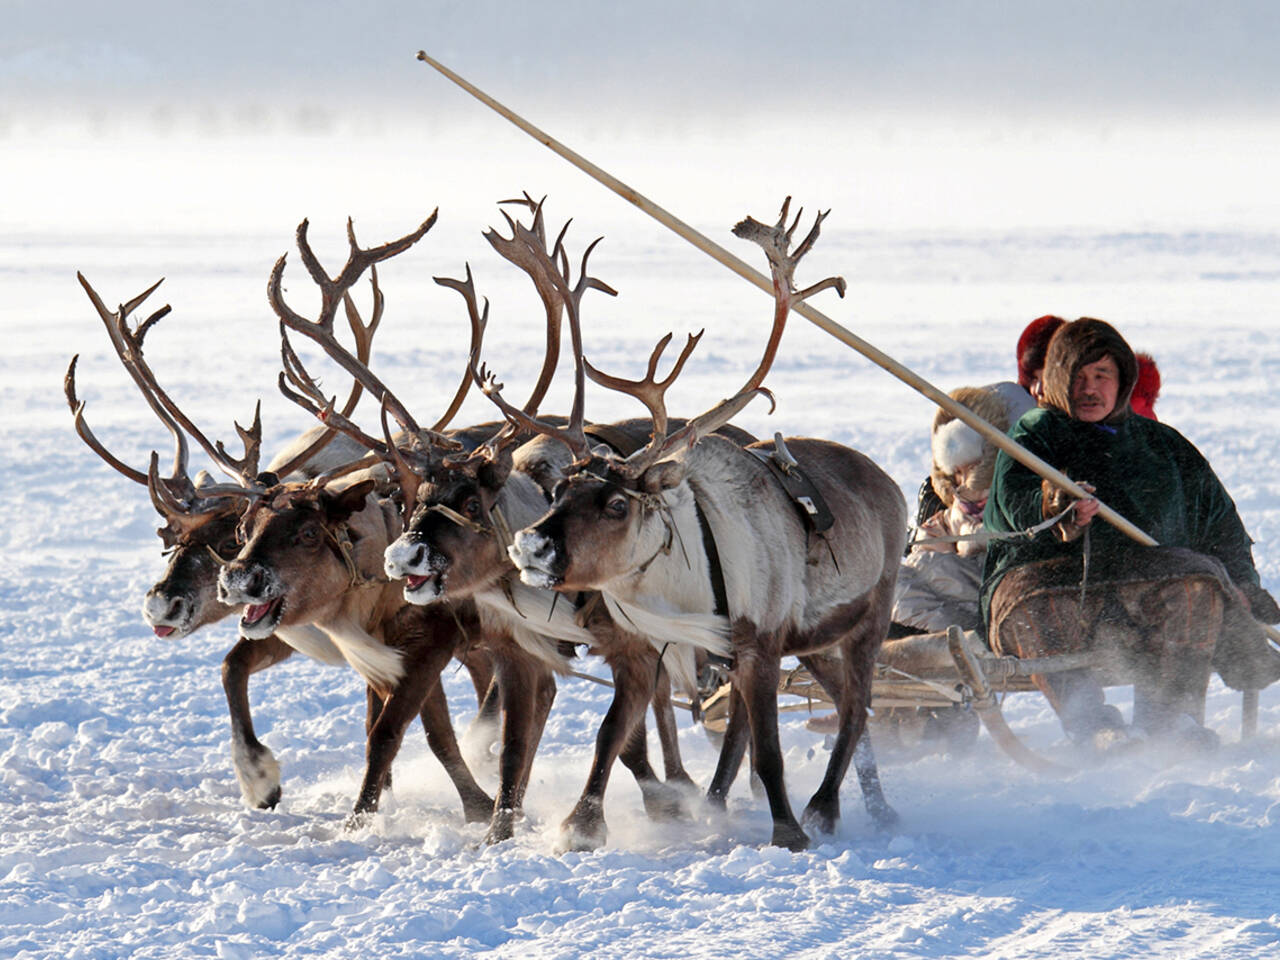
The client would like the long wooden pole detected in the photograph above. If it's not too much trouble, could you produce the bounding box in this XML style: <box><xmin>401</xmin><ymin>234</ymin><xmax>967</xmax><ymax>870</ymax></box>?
<box><xmin>415</xmin><ymin>51</ymin><xmax>1280</xmax><ymax>649</ymax></box>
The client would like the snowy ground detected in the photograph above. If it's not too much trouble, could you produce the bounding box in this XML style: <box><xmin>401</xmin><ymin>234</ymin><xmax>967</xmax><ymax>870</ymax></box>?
<box><xmin>4</xmin><ymin>109</ymin><xmax>1280</xmax><ymax>959</ymax></box>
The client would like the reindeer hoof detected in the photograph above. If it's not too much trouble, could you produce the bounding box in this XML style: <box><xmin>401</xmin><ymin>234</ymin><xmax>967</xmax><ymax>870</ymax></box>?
<box><xmin>771</xmin><ymin>822</ymin><xmax>810</xmax><ymax>852</ymax></box>
<box><xmin>557</xmin><ymin>817</ymin><xmax>607</xmax><ymax>853</ymax></box>
<box><xmin>462</xmin><ymin>791</ymin><xmax>496</xmax><ymax>824</ymax></box>
<box><xmin>257</xmin><ymin>786</ymin><xmax>282</xmax><ymax>811</ymax></box>
<box><xmin>801</xmin><ymin>802</ymin><xmax>839</xmax><ymax>837</ymax></box>
<box><xmin>232</xmin><ymin>742</ymin><xmax>282</xmax><ymax>810</ymax></box>
<box><xmin>639</xmin><ymin>782</ymin><xmax>689</xmax><ymax>822</ymax></box>
<box><xmin>484</xmin><ymin>808</ymin><xmax>518</xmax><ymax>845</ymax></box>
<box><xmin>344</xmin><ymin>809</ymin><xmax>375</xmax><ymax>832</ymax></box>
<box><xmin>867</xmin><ymin>799</ymin><xmax>900</xmax><ymax>832</ymax></box>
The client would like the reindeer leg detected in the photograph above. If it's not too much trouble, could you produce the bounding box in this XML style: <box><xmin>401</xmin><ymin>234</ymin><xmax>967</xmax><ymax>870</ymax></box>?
<box><xmin>560</xmin><ymin>652</ymin><xmax>670</xmax><ymax>851</ymax></box>
<box><xmin>418</xmin><ymin>682</ymin><xmax>494</xmax><ymax>823</ymax></box>
<box><xmin>485</xmin><ymin>652</ymin><xmax>553</xmax><ymax>844</ymax></box>
<box><xmin>739</xmin><ymin>647</ymin><xmax>807</xmax><ymax>851</ymax></box>
<box><xmin>516</xmin><ymin>666</ymin><xmax>557</xmax><ymax>808</ymax></box>
<box><xmin>800</xmin><ymin>641</ymin><xmax>897</xmax><ymax>832</ymax></box>
<box><xmin>223</xmin><ymin>636</ymin><xmax>294</xmax><ymax>809</ymax></box>
<box><xmin>346</xmin><ymin>617</ymin><xmax>458</xmax><ymax>830</ymax></box>
<box><xmin>365</xmin><ymin>686</ymin><xmax>390</xmax><ymax>793</ymax></box>
<box><xmin>651</xmin><ymin>662</ymin><xmax>697</xmax><ymax>792</ymax></box>
<box><xmin>705</xmin><ymin>683</ymin><xmax>751</xmax><ymax>809</ymax></box>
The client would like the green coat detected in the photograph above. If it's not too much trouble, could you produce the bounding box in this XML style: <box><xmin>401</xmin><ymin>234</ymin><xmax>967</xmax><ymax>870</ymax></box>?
<box><xmin>979</xmin><ymin>406</ymin><xmax>1261</xmax><ymax>634</ymax></box>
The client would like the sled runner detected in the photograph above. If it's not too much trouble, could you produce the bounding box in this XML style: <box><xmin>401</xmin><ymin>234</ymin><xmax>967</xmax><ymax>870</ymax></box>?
<box><xmin>699</xmin><ymin>625</ymin><xmax>1267</xmax><ymax>773</ymax></box>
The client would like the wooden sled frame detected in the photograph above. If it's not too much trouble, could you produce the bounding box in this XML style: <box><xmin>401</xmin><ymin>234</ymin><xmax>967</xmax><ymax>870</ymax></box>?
<box><xmin>701</xmin><ymin>625</ymin><xmax>1265</xmax><ymax>774</ymax></box>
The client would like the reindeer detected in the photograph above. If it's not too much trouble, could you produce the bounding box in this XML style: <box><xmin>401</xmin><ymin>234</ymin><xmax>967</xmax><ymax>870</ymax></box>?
<box><xmin>68</xmin><ymin>230</ymin><xmax>495</xmax><ymax>819</ymax></box>
<box><xmin>216</xmin><ymin>213</ymin><xmax>580</xmax><ymax>833</ymax></box>
<box><xmin>384</xmin><ymin>198</ymin><xmax>784</xmax><ymax>849</ymax></box>
<box><xmin>378</xmin><ymin>199</ymin><xmax>751</xmax><ymax>846</ymax></box>
<box><xmin>273</xmin><ymin>197</ymin><xmax>699</xmax><ymax>842</ymax></box>
<box><xmin>506</xmin><ymin>200</ymin><xmax>907</xmax><ymax>850</ymax></box>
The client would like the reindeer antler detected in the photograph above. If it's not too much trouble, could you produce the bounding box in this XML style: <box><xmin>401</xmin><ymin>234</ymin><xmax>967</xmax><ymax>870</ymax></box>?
<box><xmin>580</xmin><ymin>198</ymin><xmax>838</xmax><ymax>478</ymax></box>
<box><xmin>77</xmin><ymin>272</ymin><xmax>268</xmax><ymax>487</ymax></box>
<box><xmin>471</xmin><ymin>202</ymin><xmax>617</xmax><ymax>466</ymax></box>
<box><xmin>268</xmin><ymin>266</ymin><xmax>388</xmax><ymax>478</ymax></box>
<box><xmin>729</xmin><ymin>196</ymin><xmax>846</xmax><ymax>395</ymax></box>
<box><xmin>269</xmin><ymin>214</ymin><xmax>441</xmax><ymax>440</ymax></box>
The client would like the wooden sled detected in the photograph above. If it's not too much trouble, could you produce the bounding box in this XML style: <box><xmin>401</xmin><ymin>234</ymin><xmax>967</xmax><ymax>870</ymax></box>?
<box><xmin>700</xmin><ymin>625</ymin><xmax>1265</xmax><ymax>774</ymax></box>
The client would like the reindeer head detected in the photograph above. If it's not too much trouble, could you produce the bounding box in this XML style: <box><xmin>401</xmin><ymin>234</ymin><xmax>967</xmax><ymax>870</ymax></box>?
<box><xmin>142</xmin><ymin>491</ymin><xmax>246</xmax><ymax>638</ymax></box>
<box><xmin>509</xmin><ymin>456</ymin><xmax>688</xmax><ymax>592</ymax></box>
<box><xmin>217</xmin><ymin>479</ymin><xmax>379</xmax><ymax>639</ymax></box>
<box><xmin>506</xmin><ymin>198</ymin><xmax>841</xmax><ymax>594</ymax></box>
<box><xmin>383</xmin><ymin>448</ymin><xmax>518</xmax><ymax>602</ymax></box>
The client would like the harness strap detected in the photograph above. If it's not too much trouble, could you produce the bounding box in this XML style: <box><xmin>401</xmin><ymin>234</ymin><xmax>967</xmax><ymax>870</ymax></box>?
<box><xmin>323</xmin><ymin>523</ymin><xmax>389</xmax><ymax>590</ymax></box>
<box><xmin>693</xmin><ymin>497</ymin><xmax>729</xmax><ymax>618</ymax></box>
<box><xmin>690</xmin><ymin>495</ymin><xmax>735</xmax><ymax>671</ymax></box>
<box><xmin>427</xmin><ymin>502</ymin><xmax>488</xmax><ymax>535</ymax></box>
<box><xmin>747</xmin><ymin>445</ymin><xmax>835</xmax><ymax>534</ymax></box>
<box><xmin>426</xmin><ymin>499</ymin><xmax>515</xmax><ymax>564</ymax></box>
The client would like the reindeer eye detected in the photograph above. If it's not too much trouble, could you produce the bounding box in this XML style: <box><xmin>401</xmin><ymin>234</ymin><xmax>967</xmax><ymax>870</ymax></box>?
<box><xmin>298</xmin><ymin>525</ymin><xmax>321</xmax><ymax>546</ymax></box>
<box><xmin>604</xmin><ymin>494</ymin><xmax>628</xmax><ymax>519</ymax></box>
<box><xmin>463</xmin><ymin>497</ymin><xmax>482</xmax><ymax>519</ymax></box>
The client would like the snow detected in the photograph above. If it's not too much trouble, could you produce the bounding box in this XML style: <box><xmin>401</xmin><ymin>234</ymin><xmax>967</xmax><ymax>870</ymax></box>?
<box><xmin>6</xmin><ymin>6</ymin><xmax>1280</xmax><ymax>958</ymax></box>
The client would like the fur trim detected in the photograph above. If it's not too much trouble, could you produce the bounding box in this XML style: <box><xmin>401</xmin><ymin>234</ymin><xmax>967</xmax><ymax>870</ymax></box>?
<box><xmin>929</xmin><ymin>385</ymin><xmax>1016</xmax><ymax>508</ymax></box>
<box><xmin>1040</xmin><ymin>318</ymin><xmax>1137</xmax><ymax>424</ymax></box>
<box><xmin>1132</xmin><ymin>352</ymin><xmax>1161</xmax><ymax>420</ymax></box>
<box><xmin>932</xmin><ymin>420</ymin><xmax>984</xmax><ymax>475</ymax></box>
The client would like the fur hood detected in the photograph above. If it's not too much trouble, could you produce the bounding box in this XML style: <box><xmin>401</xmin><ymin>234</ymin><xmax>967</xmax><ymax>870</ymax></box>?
<box><xmin>930</xmin><ymin>384</ymin><xmax>1029</xmax><ymax>508</ymax></box>
<box><xmin>1040</xmin><ymin>317</ymin><xmax>1138</xmax><ymax>425</ymax></box>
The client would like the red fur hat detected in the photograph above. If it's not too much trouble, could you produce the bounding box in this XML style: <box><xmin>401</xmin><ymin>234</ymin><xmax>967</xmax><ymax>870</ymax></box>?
<box><xmin>1016</xmin><ymin>315</ymin><xmax>1066</xmax><ymax>389</ymax></box>
<box><xmin>1131</xmin><ymin>352</ymin><xmax>1161</xmax><ymax>420</ymax></box>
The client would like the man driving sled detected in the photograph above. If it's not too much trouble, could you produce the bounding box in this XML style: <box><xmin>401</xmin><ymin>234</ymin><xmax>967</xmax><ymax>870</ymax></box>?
<box><xmin>980</xmin><ymin>317</ymin><xmax>1280</xmax><ymax>752</ymax></box>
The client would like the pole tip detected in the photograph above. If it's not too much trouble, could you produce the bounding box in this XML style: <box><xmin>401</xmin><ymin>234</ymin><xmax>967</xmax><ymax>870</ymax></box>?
<box><xmin>416</xmin><ymin>50</ymin><xmax>429</xmax><ymax>62</ymax></box>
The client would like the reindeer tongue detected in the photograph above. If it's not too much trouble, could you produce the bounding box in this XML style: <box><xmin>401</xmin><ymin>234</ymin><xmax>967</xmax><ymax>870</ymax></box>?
<box><xmin>244</xmin><ymin>601</ymin><xmax>274</xmax><ymax>625</ymax></box>
<box><xmin>153</xmin><ymin>626</ymin><xmax>176</xmax><ymax>638</ymax></box>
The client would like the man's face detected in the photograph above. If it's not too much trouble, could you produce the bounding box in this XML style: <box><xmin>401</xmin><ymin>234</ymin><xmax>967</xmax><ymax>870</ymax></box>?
<box><xmin>1071</xmin><ymin>355</ymin><xmax>1120</xmax><ymax>422</ymax></box>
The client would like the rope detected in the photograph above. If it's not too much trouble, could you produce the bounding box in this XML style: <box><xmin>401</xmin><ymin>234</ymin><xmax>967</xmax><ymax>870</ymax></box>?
<box><xmin>907</xmin><ymin>504</ymin><xmax>1076</xmax><ymax>549</ymax></box>
<box><xmin>323</xmin><ymin>524</ymin><xmax>389</xmax><ymax>590</ymax></box>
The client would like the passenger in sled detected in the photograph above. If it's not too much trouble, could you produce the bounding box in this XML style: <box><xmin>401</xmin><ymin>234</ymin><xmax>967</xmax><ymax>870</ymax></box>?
<box><xmin>981</xmin><ymin>318</ymin><xmax>1280</xmax><ymax>752</ymax></box>
<box><xmin>896</xmin><ymin>316</ymin><xmax>1165</xmax><ymax>637</ymax></box>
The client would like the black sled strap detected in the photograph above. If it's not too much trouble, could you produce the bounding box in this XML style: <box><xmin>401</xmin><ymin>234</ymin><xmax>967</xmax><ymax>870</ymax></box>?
<box><xmin>747</xmin><ymin>445</ymin><xmax>836</xmax><ymax>535</ymax></box>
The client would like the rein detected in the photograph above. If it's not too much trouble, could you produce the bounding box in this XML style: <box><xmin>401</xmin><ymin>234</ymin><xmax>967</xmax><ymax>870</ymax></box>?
<box><xmin>908</xmin><ymin>504</ymin><xmax>1076</xmax><ymax>548</ymax></box>
<box><xmin>322</xmin><ymin>523</ymin><xmax>389</xmax><ymax>590</ymax></box>
<box><xmin>426</xmin><ymin>500</ymin><xmax>516</xmax><ymax>559</ymax></box>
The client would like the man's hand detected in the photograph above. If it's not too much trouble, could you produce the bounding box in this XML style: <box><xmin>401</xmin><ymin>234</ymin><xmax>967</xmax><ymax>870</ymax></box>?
<box><xmin>1042</xmin><ymin>479</ymin><xmax>1096</xmax><ymax>542</ymax></box>
<box><xmin>1071</xmin><ymin>483</ymin><xmax>1099</xmax><ymax>525</ymax></box>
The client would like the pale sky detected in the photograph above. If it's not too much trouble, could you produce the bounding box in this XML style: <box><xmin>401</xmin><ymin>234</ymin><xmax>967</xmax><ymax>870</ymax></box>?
<box><xmin>4</xmin><ymin>1</ymin><xmax>1278</xmax><ymax>125</ymax></box>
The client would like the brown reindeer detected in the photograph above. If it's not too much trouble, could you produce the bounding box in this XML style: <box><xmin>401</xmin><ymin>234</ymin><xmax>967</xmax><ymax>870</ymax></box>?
<box><xmin>506</xmin><ymin>199</ymin><xmax>907</xmax><ymax>850</ymax></box>
<box><xmin>398</xmin><ymin>198</ymin><xmax>771</xmax><ymax>850</ymax></box>
<box><xmin>278</xmin><ymin>198</ymin><xmax>683</xmax><ymax>842</ymax></box>
<box><xmin>221</xmin><ymin>212</ymin><xmax>578</xmax><ymax>834</ymax></box>
<box><xmin>69</xmin><ymin>233</ymin><xmax>495</xmax><ymax>818</ymax></box>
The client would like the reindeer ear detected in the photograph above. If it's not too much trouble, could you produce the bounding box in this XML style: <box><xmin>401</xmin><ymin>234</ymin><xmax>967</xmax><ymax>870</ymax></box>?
<box><xmin>642</xmin><ymin>459</ymin><xmax>684</xmax><ymax>493</ymax></box>
<box><xmin>478</xmin><ymin>447</ymin><xmax>514</xmax><ymax>491</ymax></box>
<box><xmin>322</xmin><ymin>478</ymin><xmax>376</xmax><ymax>524</ymax></box>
